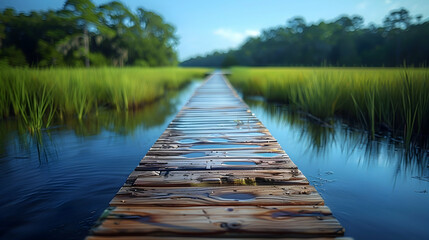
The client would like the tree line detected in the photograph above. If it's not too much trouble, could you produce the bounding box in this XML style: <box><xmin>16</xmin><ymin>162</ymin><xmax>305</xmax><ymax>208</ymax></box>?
<box><xmin>181</xmin><ymin>8</ymin><xmax>429</xmax><ymax>67</ymax></box>
<box><xmin>0</xmin><ymin>0</ymin><xmax>178</xmax><ymax>67</ymax></box>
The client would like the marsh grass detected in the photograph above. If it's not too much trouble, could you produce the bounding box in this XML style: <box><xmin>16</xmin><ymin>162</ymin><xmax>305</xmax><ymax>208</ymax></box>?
<box><xmin>18</xmin><ymin>85</ymin><xmax>55</xmax><ymax>133</ymax></box>
<box><xmin>0</xmin><ymin>67</ymin><xmax>208</xmax><ymax>132</ymax></box>
<box><xmin>229</xmin><ymin>67</ymin><xmax>429</xmax><ymax>145</ymax></box>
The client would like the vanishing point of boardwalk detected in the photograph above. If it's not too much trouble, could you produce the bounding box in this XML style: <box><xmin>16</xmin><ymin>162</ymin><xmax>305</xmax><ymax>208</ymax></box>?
<box><xmin>86</xmin><ymin>72</ymin><xmax>347</xmax><ymax>239</ymax></box>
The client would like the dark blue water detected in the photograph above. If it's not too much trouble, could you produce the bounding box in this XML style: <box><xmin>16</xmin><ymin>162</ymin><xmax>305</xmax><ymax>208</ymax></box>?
<box><xmin>245</xmin><ymin>99</ymin><xmax>429</xmax><ymax>240</ymax></box>
<box><xmin>0</xmin><ymin>82</ymin><xmax>428</xmax><ymax>239</ymax></box>
<box><xmin>0</xmin><ymin>81</ymin><xmax>201</xmax><ymax>240</ymax></box>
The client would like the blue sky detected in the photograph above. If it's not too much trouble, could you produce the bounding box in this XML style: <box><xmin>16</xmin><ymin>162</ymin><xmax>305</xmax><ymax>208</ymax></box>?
<box><xmin>1</xmin><ymin>0</ymin><xmax>428</xmax><ymax>61</ymax></box>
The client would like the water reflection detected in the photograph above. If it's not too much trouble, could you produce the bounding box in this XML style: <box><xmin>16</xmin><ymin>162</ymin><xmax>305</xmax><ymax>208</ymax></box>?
<box><xmin>245</xmin><ymin>97</ymin><xmax>429</xmax><ymax>239</ymax></box>
<box><xmin>245</xmin><ymin>98</ymin><xmax>429</xmax><ymax>177</ymax></box>
<box><xmin>60</xmin><ymin>88</ymin><xmax>185</xmax><ymax>137</ymax></box>
<box><xmin>0</xmin><ymin>80</ymin><xmax>201</xmax><ymax>240</ymax></box>
<box><xmin>0</xmin><ymin>120</ymin><xmax>58</xmax><ymax>164</ymax></box>
<box><xmin>0</xmin><ymin>86</ymin><xmax>190</xmax><ymax>163</ymax></box>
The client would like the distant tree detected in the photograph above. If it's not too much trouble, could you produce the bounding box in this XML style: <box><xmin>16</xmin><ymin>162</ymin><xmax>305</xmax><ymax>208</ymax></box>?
<box><xmin>335</xmin><ymin>15</ymin><xmax>364</xmax><ymax>31</ymax></box>
<box><xmin>383</xmin><ymin>8</ymin><xmax>411</xmax><ymax>31</ymax></box>
<box><xmin>221</xmin><ymin>54</ymin><xmax>239</xmax><ymax>68</ymax></box>
<box><xmin>98</xmin><ymin>1</ymin><xmax>137</xmax><ymax>66</ymax></box>
<box><xmin>0</xmin><ymin>22</ymin><xmax>4</xmax><ymax>49</ymax></box>
<box><xmin>0</xmin><ymin>0</ymin><xmax>178</xmax><ymax>67</ymax></box>
<box><xmin>0</xmin><ymin>46</ymin><xmax>27</xmax><ymax>66</ymax></box>
<box><xmin>63</xmin><ymin>0</ymin><xmax>114</xmax><ymax>67</ymax></box>
<box><xmin>335</xmin><ymin>16</ymin><xmax>354</xmax><ymax>30</ymax></box>
<box><xmin>287</xmin><ymin>17</ymin><xmax>306</xmax><ymax>33</ymax></box>
<box><xmin>182</xmin><ymin>7</ymin><xmax>429</xmax><ymax>68</ymax></box>
<box><xmin>416</xmin><ymin>14</ymin><xmax>423</xmax><ymax>24</ymax></box>
<box><xmin>351</xmin><ymin>16</ymin><xmax>364</xmax><ymax>30</ymax></box>
<box><xmin>135</xmin><ymin>8</ymin><xmax>178</xmax><ymax>66</ymax></box>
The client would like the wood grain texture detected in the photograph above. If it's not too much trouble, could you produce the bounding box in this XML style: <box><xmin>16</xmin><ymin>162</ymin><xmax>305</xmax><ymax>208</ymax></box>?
<box><xmin>87</xmin><ymin>72</ymin><xmax>348</xmax><ymax>239</ymax></box>
<box><xmin>91</xmin><ymin>205</ymin><xmax>344</xmax><ymax>237</ymax></box>
<box><xmin>136</xmin><ymin>158</ymin><xmax>296</xmax><ymax>171</ymax></box>
<box><xmin>133</xmin><ymin>169</ymin><xmax>308</xmax><ymax>187</ymax></box>
<box><xmin>110</xmin><ymin>186</ymin><xmax>324</xmax><ymax>206</ymax></box>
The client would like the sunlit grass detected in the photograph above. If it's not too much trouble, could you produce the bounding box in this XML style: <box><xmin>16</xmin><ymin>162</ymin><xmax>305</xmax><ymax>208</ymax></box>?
<box><xmin>0</xmin><ymin>67</ymin><xmax>208</xmax><ymax>131</ymax></box>
<box><xmin>229</xmin><ymin>67</ymin><xmax>429</xmax><ymax>144</ymax></box>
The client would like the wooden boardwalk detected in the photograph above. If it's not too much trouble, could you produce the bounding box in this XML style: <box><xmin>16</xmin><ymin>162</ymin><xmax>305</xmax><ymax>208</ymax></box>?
<box><xmin>87</xmin><ymin>73</ymin><xmax>347</xmax><ymax>239</ymax></box>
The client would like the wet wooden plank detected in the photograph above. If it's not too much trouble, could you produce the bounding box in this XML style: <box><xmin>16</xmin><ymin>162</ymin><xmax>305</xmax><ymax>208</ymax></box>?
<box><xmin>155</xmin><ymin>138</ymin><xmax>278</xmax><ymax>144</ymax></box>
<box><xmin>136</xmin><ymin>158</ymin><xmax>296</xmax><ymax>171</ymax></box>
<box><xmin>155</xmin><ymin>139</ymin><xmax>279</xmax><ymax>145</ymax></box>
<box><xmin>144</xmin><ymin>149</ymin><xmax>287</xmax><ymax>158</ymax></box>
<box><xmin>165</xmin><ymin>125</ymin><xmax>266</xmax><ymax>131</ymax></box>
<box><xmin>104</xmin><ymin>205</ymin><xmax>332</xmax><ymax>215</ymax></box>
<box><xmin>158</xmin><ymin>132</ymin><xmax>273</xmax><ymax>138</ymax></box>
<box><xmin>111</xmin><ymin>186</ymin><xmax>324</xmax><ymax>206</ymax></box>
<box><xmin>169</xmin><ymin>118</ymin><xmax>259</xmax><ymax>123</ymax></box>
<box><xmin>87</xmin><ymin>73</ymin><xmax>347</xmax><ymax>239</ymax></box>
<box><xmin>149</xmin><ymin>143</ymin><xmax>282</xmax><ymax>151</ymax></box>
<box><xmin>133</xmin><ymin>169</ymin><xmax>308</xmax><ymax>187</ymax></box>
<box><xmin>90</xmin><ymin>206</ymin><xmax>344</xmax><ymax>237</ymax></box>
<box><xmin>162</xmin><ymin>130</ymin><xmax>270</xmax><ymax>135</ymax></box>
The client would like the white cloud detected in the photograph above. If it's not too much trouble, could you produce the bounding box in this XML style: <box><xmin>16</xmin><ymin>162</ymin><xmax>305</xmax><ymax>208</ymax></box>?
<box><xmin>386</xmin><ymin>2</ymin><xmax>401</xmax><ymax>11</ymax></box>
<box><xmin>244</xmin><ymin>30</ymin><xmax>260</xmax><ymax>38</ymax></box>
<box><xmin>213</xmin><ymin>28</ymin><xmax>260</xmax><ymax>46</ymax></box>
<box><xmin>357</xmin><ymin>1</ymin><xmax>368</xmax><ymax>10</ymax></box>
<box><xmin>385</xmin><ymin>0</ymin><xmax>392</xmax><ymax>4</ymax></box>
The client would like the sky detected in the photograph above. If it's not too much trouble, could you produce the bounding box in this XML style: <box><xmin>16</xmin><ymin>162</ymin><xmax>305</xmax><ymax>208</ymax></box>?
<box><xmin>1</xmin><ymin>0</ymin><xmax>429</xmax><ymax>61</ymax></box>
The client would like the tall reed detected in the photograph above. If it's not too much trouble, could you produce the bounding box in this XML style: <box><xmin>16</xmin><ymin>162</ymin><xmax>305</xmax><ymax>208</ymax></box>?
<box><xmin>0</xmin><ymin>67</ymin><xmax>208</xmax><ymax>131</ymax></box>
<box><xmin>229</xmin><ymin>67</ymin><xmax>429</xmax><ymax>144</ymax></box>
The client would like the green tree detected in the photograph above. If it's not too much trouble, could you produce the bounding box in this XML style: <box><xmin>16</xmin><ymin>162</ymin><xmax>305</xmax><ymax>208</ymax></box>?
<box><xmin>383</xmin><ymin>8</ymin><xmax>411</xmax><ymax>31</ymax></box>
<box><xmin>63</xmin><ymin>0</ymin><xmax>114</xmax><ymax>67</ymax></box>
<box><xmin>182</xmin><ymin>8</ymin><xmax>429</xmax><ymax>68</ymax></box>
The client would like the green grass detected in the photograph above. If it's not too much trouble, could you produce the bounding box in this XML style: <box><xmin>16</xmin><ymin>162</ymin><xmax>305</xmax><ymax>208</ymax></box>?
<box><xmin>229</xmin><ymin>67</ymin><xmax>429</xmax><ymax>144</ymax></box>
<box><xmin>0</xmin><ymin>67</ymin><xmax>208</xmax><ymax>132</ymax></box>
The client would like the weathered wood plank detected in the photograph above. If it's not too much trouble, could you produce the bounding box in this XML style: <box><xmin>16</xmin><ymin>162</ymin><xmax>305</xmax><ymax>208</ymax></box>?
<box><xmin>110</xmin><ymin>186</ymin><xmax>323</xmax><ymax>206</ymax></box>
<box><xmin>136</xmin><ymin>158</ymin><xmax>296</xmax><ymax>171</ymax></box>
<box><xmin>149</xmin><ymin>143</ymin><xmax>282</xmax><ymax>151</ymax></box>
<box><xmin>144</xmin><ymin>150</ymin><xmax>287</xmax><ymax>158</ymax></box>
<box><xmin>107</xmin><ymin>205</ymin><xmax>332</xmax><ymax>215</ymax></box>
<box><xmin>133</xmin><ymin>169</ymin><xmax>307</xmax><ymax>187</ymax></box>
<box><xmin>170</xmin><ymin>118</ymin><xmax>259</xmax><ymax>123</ymax></box>
<box><xmin>90</xmin><ymin>206</ymin><xmax>344</xmax><ymax>237</ymax></box>
<box><xmin>154</xmin><ymin>139</ymin><xmax>279</xmax><ymax>145</ymax></box>
<box><xmin>158</xmin><ymin>131</ymin><xmax>270</xmax><ymax>138</ymax></box>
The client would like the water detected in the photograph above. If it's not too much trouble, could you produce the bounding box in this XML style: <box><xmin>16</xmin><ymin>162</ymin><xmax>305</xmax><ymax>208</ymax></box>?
<box><xmin>177</xmin><ymin>138</ymin><xmax>198</xmax><ymax>143</ymax></box>
<box><xmin>0</xmin><ymin>82</ymin><xmax>428</xmax><ymax>240</ymax></box>
<box><xmin>217</xmin><ymin>193</ymin><xmax>256</xmax><ymax>201</ymax></box>
<box><xmin>244</xmin><ymin>98</ymin><xmax>429</xmax><ymax>240</ymax></box>
<box><xmin>182</xmin><ymin>152</ymin><xmax>206</xmax><ymax>158</ymax></box>
<box><xmin>0</xmin><ymin>81</ymin><xmax>201</xmax><ymax>240</ymax></box>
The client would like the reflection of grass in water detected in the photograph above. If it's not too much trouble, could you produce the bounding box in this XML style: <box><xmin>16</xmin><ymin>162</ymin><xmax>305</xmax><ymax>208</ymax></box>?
<box><xmin>61</xmin><ymin>86</ymin><xmax>188</xmax><ymax>137</ymax></box>
<box><xmin>230</xmin><ymin>67</ymin><xmax>429</xmax><ymax>146</ymax></box>
<box><xmin>245</xmin><ymin>98</ymin><xmax>335</xmax><ymax>152</ymax></box>
<box><xmin>0</xmin><ymin>67</ymin><xmax>208</xmax><ymax>130</ymax></box>
<box><xmin>31</xmin><ymin>130</ymin><xmax>57</xmax><ymax>163</ymax></box>
<box><xmin>11</xmin><ymin>121</ymin><xmax>58</xmax><ymax>163</ymax></box>
<box><xmin>245</xmin><ymin>98</ymin><xmax>428</xmax><ymax>176</ymax></box>
<box><xmin>0</xmin><ymin>81</ymin><xmax>196</xmax><ymax>164</ymax></box>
